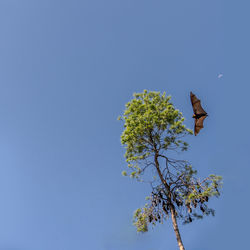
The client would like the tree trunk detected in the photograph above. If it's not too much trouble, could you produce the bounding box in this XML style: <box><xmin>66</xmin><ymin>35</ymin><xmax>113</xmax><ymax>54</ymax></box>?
<box><xmin>153</xmin><ymin>151</ymin><xmax>185</xmax><ymax>250</ymax></box>
<box><xmin>170</xmin><ymin>205</ymin><xmax>185</xmax><ymax>250</ymax></box>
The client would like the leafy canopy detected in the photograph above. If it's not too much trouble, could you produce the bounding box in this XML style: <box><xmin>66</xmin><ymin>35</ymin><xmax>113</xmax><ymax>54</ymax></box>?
<box><xmin>118</xmin><ymin>90</ymin><xmax>192</xmax><ymax>177</ymax></box>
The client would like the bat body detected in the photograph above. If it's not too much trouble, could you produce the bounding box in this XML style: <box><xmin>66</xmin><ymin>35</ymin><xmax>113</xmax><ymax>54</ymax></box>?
<box><xmin>190</xmin><ymin>92</ymin><xmax>208</xmax><ymax>136</ymax></box>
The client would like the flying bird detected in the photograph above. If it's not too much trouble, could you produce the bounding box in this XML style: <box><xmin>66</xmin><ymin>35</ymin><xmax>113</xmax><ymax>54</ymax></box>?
<box><xmin>218</xmin><ymin>74</ymin><xmax>223</xmax><ymax>79</ymax></box>
<box><xmin>190</xmin><ymin>92</ymin><xmax>208</xmax><ymax>136</ymax></box>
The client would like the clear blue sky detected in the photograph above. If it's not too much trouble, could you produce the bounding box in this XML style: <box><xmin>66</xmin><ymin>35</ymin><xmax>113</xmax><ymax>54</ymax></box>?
<box><xmin>0</xmin><ymin>0</ymin><xmax>249</xmax><ymax>249</ymax></box>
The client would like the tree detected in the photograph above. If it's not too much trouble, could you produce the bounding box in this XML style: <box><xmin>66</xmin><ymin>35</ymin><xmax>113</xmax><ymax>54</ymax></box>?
<box><xmin>118</xmin><ymin>90</ymin><xmax>222</xmax><ymax>250</ymax></box>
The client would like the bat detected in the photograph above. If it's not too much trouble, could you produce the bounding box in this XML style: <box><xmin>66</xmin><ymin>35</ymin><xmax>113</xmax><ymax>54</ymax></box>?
<box><xmin>190</xmin><ymin>92</ymin><xmax>208</xmax><ymax>136</ymax></box>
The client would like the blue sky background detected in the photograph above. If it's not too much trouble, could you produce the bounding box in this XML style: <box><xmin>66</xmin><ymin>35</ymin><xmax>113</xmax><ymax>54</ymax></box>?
<box><xmin>0</xmin><ymin>0</ymin><xmax>249</xmax><ymax>249</ymax></box>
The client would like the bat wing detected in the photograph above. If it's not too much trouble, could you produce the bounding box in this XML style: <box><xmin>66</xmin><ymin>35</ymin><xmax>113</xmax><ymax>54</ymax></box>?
<box><xmin>190</xmin><ymin>92</ymin><xmax>207</xmax><ymax>115</ymax></box>
<box><xmin>194</xmin><ymin>116</ymin><xmax>207</xmax><ymax>136</ymax></box>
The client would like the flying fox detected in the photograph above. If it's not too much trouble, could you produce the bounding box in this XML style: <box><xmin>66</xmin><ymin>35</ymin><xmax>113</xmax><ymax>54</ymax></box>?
<box><xmin>190</xmin><ymin>92</ymin><xmax>208</xmax><ymax>136</ymax></box>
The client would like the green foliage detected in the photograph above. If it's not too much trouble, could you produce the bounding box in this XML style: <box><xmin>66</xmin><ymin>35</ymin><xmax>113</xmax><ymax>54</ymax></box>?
<box><xmin>133</xmin><ymin>208</ymin><xmax>149</xmax><ymax>232</ymax></box>
<box><xmin>121</xmin><ymin>171</ymin><xmax>127</xmax><ymax>176</ymax></box>
<box><xmin>133</xmin><ymin>171</ymin><xmax>223</xmax><ymax>231</ymax></box>
<box><xmin>119</xmin><ymin>90</ymin><xmax>192</xmax><ymax>177</ymax></box>
<box><xmin>133</xmin><ymin>199</ymin><xmax>168</xmax><ymax>233</ymax></box>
